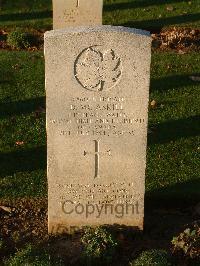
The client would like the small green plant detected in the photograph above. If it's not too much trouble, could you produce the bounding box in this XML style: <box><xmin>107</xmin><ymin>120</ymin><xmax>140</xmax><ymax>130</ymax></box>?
<box><xmin>11</xmin><ymin>231</ymin><xmax>21</xmax><ymax>243</ymax></box>
<box><xmin>130</xmin><ymin>249</ymin><xmax>172</xmax><ymax>266</ymax></box>
<box><xmin>81</xmin><ymin>226</ymin><xmax>118</xmax><ymax>264</ymax></box>
<box><xmin>7</xmin><ymin>28</ymin><xmax>33</xmax><ymax>49</ymax></box>
<box><xmin>172</xmin><ymin>224</ymin><xmax>200</xmax><ymax>259</ymax></box>
<box><xmin>5</xmin><ymin>244</ymin><xmax>63</xmax><ymax>266</ymax></box>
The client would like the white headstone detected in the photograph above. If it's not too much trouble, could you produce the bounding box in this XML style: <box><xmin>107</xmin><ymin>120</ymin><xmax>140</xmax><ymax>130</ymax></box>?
<box><xmin>53</xmin><ymin>0</ymin><xmax>103</xmax><ymax>29</ymax></box>
<box><xmin>45</xmin><ymin>26</ymin><xmax>151</xmax><ymax>234</ymax></box>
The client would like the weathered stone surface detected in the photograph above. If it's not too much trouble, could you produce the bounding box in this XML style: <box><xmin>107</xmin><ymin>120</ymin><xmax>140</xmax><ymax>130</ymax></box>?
<box><xmin>45</xmin><ymin>26</ymin><xmax>151</xmax><ymax>234</ymax></box>
<box><xmin>53</xmin><ymin>0</ymin><xmax>103</xmax><ymax>29</ymax></box>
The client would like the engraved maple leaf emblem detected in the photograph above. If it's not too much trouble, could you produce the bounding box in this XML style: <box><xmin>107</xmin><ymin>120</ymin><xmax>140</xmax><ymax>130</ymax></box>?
<box><xmin>75</xmin><ymin>46</ymin><xmax>122</xmax><ymax>91</ymax></box>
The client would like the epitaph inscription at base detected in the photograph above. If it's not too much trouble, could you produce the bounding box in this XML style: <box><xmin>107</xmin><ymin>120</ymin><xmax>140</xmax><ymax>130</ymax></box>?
<box><xmin>45</xmin><ymin>26</ymin><xmax>151</xmax><ymax>234</ymax></box>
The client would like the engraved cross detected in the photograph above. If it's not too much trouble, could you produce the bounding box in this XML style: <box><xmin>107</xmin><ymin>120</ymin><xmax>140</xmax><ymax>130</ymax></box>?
<box><xmin>84</xmin><ymin>140</ymin><xmax>111</xmax><ymax>178</ymax></box>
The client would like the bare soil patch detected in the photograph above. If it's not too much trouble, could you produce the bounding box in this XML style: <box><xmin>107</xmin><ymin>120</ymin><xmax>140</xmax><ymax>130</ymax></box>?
<box><xmin>0</xmin><ymin>198</ymin><xmax>199</xmax><ymax>265</ymax></box>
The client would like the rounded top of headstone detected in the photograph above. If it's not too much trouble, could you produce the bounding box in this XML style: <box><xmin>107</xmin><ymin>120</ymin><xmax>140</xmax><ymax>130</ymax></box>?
<box><xmin>44</xmin><ymin>25</ymin><xmax>151</xmax><ymax>39</ymax></box>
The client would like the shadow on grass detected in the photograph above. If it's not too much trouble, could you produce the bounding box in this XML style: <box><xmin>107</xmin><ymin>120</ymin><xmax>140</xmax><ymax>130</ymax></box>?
<box><xmin>143</xmin><ymin>179</ymin><xmax>200</xmax><ymax>245</ymax></box>
<box><xmin>148</xmin><ymin>115</ymin><xmax>200</xmax><ymax>144</ymax></box>
<box><xmin>0</xmin><ymin>146</ymin><xmax>46</xmax><ymax>178</ymax></box>
<box><xmin>0</xmin><ymin>10</ymin><xmax>52</xmax><ymax>22</ymax></box>
<box><xmin>0</xmin><ymin>67</ymin><xmax>15</xmax><ymax>85</ymax></box>
<box><xmin>151</xmin><ymin>74</ymin><xmax>196</xmax><ymax>93</ymax></box>
<box><xmin>0</xmin><ymin>97</ymin><xmax>45</xmax><ymax>118</ymax></box>
<box><xmin>122</xmin><ymin>13</ymin><xmax>200</xmax><ymax>31</ymax></box>
<box><xmin>146</xmin><ymin>178</ymin><xmax>200</xmax><ymax>208</ymax></box>
<box><xmin>0</xmin><ymin>74</ymin><xmax>195</xmax><ymax>118</ymax></box>
<box><xmin>104</xmin><ymin>0</ymin><xmax>184</xmax><ymax>12</ymax></box>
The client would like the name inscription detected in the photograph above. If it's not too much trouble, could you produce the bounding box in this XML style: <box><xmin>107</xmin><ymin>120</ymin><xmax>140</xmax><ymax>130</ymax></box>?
<box><xmin>50</xmin><ymin>96</ymin><xmax>145</xmax><ymax>137</ymax></box>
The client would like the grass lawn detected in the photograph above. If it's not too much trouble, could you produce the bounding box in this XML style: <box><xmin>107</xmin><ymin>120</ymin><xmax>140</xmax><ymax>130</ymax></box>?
<box><xmin>147</xmin><ymin>51</ymin><xmax>200</xmax><ymax>205</ymax></box>
<box><xmin>0</xmin><ymin>51</ymin><xmax>46</xmax><ymax>198</ymax></box>
<box><xmin>0</xmin><ymin>0</ymin><xmax>200</xmax><ymax>30</ymax></box>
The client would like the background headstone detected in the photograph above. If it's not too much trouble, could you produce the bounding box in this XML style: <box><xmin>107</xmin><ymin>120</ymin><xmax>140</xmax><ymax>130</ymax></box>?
<box><xmin>53</xmin><ymin>0</ymin><xmax>103</xmax><ymax>29</ymax></box>
<box><xmin>45</xmin><ymin>26</ymin><xmax>151</xmax><ymax>234</ymax></box>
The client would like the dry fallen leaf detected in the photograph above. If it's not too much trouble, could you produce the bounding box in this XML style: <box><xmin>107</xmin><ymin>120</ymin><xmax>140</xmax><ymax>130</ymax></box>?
<box><xmin>166</xmin><ymin>6</ymin><xmax>174</xmax><ymax>11</ymax></box>
<box><xmin>12</xmin><ymin>64</ymin><xmax>21</xmax><ymax>70</ymax></box>
<box><xmin>0</xmin><ymin>30</ymin><xmax>7</xmax><ymax>35</ymax></box>
<box><xmin>0</xmin><ymin>206</ymin><xmax>12</xmax><ymax>213</ymax></box>
<box><xmin>178</xmin><ymin>50</ymin><xmax>186</xmax><ymax>54</ymax></box>
<box><xmin>150</xmin><ymin>100</ymin><xmax>157</xmax><ymax>109</ymax></box>
<box><xmin>15</xmin><ymin>141</ymin><xmax>24</xmax><ymax>146</ymax></box>
<box><xmin>189</xmin><ymin>76</ymin><xmax>200</xmax><ymax>81</ymax></box>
